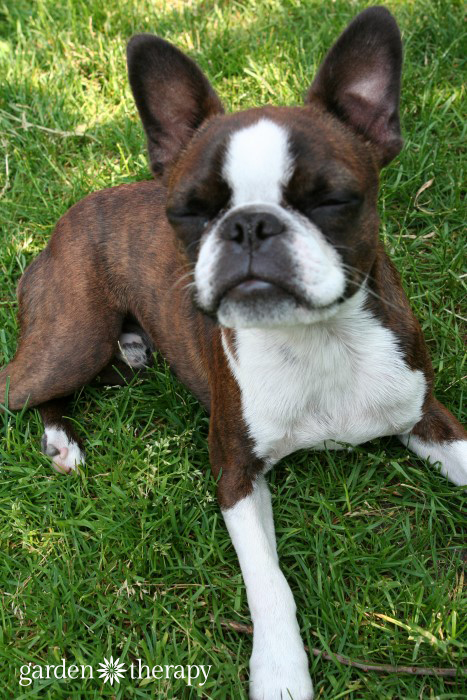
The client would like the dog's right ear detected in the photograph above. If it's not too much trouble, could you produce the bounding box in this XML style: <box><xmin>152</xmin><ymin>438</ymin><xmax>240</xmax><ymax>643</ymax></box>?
<box><xmin>127</xmin><ymin>35</ymin><xmax>224</xmax><ymax>179</ymax></box>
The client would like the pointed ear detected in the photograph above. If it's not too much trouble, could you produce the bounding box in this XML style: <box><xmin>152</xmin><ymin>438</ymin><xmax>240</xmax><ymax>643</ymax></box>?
<box><xmin>307</xmin><ymin>7</ymin><xmax>403</xmax><ymax>167</ymax></box>
<box><xmin>127</xmin><ymin>35</ymin><xmax>224</xmax><ymax>179</ymax></box>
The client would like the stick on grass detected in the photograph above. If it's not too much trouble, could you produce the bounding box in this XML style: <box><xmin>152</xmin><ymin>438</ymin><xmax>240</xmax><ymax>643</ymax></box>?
<box><xmin>211</xmin><ymin>616</ymin><xmax>465</xmax><ymax>678</ymax></box>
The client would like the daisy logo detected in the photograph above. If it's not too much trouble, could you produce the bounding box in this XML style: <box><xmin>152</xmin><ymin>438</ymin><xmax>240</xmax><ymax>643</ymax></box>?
<box><xmin>97</xmin><ymin>656</ymin><xmax>127</xmax><ymax>685</ymax></box>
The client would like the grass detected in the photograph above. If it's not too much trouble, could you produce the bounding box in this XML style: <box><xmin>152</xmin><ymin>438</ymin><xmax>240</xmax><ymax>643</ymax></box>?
<box><xmin>0</xmin><ymin>0</ymin><xmax>465</xmax><ymax>697</ymax></box>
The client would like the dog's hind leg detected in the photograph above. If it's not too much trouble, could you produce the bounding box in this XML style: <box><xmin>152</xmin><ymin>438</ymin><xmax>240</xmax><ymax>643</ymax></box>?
<box><xmin>1</xmin><ymin>316</ymin><xmax>120</xmax><ymax>471</ymax></box>
<box><xmin>0</xmin><ymin>310</ymin><xmax>121</xmax><ymax>413</ymax></box>
<box><xmin>38</xmin><ymin>319</ymin><xmax>154</xmax><ymax>472</ymax></box>
<box><xmin>41</xmin><ymin>320</ymin><xmax>154</xmax><ymax>472</ymax></box>
<box><xmin>0</xmin><ymin>247</ymin><xmax>124</xmax><ymax>412</ymax></box>
<box><xmin>0</xmin><ymin>247</ymin><xmax>125</xmax><ymax>473</ymax></box>
<box><xmin>39</xmin><ymin>397</ymin><xmax>85</xmax><ymax>474</ymax></box>
<box><xmin>399</xmin><ymin>396</ymin><xmax>467</xmax><ymax>485</ymax></box>
<box><xmin>0</xmin><ymin>312</ymin><xmax>119</xmax><ymax>471</ymax></box>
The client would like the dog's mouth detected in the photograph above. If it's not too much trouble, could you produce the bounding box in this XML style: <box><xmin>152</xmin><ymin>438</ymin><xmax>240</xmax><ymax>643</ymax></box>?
<box><xmin>215</xmin><ymin>276</ymin><xmax>342</xmax><ymax>313</ymax></box>
<box><xmin>214</xmin><ymin>276</ymin><xmax>301</xmax><ymax>310</ymax></box>
<box><xmin>207</xmin><ymin>275</ymin><xmax>346</xmax><ymax>329</ymax></box>
<box><xmin>223</xmin><ymin>277</ymin><xmax>294</xmax><ymax>303</ymax></box>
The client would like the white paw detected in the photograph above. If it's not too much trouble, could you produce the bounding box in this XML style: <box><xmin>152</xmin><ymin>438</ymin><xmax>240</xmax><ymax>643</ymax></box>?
<box><xmin>249</xmin><ymin>644</ymin><xmax>313</xmax><ymax>700</ymax></box>
<box><xmin>117</xmin><ymin>332</ymin><xmax>151</xmax><ymax>368</ymax></box>
<box><xmin>400</xmin><ymin>435</ymin><xmax>467</xmax><ymax>486</ymax></box>
<box><xmin>430</xmin><ymin>439</ymin><xmax>467</xmax><ymax>486</ymax></box>
<box><xmin>41</xmin><ymin>427</ymin><xmax>85</xmax><ymax>474</ymax></box>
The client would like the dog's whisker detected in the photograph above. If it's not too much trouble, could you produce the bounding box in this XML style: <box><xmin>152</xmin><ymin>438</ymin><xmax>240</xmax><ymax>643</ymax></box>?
<box><xmin>169</xmin><ymin>270</ymin><xmax>195</xmax><ymax>293</ymax></box>
<box><xmin>340</xmin><ymin>263</ymin><xmax>406</xmax><ymax>313</ymax></box>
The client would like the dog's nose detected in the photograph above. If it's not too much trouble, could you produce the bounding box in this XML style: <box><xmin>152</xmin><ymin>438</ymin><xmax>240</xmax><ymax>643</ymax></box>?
<box><xmin>220</xmin><ymin>211</ymin><xmax>285</xmax><ymax>249</ymax></box>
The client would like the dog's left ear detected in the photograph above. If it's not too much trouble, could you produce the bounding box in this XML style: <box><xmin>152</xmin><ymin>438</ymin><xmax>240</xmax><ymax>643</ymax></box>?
<box><xmin>307</xmin><ymin>7</ymin><xmax>403</xmax><ymax>167</ymax></box>
<box><xmin>127</xmin><ymin>34</ymin><xmax>224</xmax><ymax>179</ymax></box>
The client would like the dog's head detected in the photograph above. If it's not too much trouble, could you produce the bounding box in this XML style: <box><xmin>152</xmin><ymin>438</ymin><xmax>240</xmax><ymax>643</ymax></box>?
<box><xmin>127</xmin><ymin>7</ymin><xmax>402</xmax><ymax>329</ymax></box>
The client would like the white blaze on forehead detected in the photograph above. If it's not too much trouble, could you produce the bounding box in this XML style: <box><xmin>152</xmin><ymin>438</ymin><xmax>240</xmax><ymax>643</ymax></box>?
<box><xmin>223</xmin><ymin>118</ymin><xmax>293</xmax><ymax>206</ymax></box>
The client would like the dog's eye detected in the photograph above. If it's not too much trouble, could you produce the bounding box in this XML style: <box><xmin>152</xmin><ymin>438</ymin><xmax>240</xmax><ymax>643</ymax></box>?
<box><xmin>313</xmin><ymin>193</ymin><xmax>361</xmax><ymax>211</ymax></box>
<box><xmin>286</xmin><ymin>189</ymin><xmax>362</xmax><ymax>219</ymax></box>
<box><xmin>167</xmin><ymin>194</ymin><xmax>217</xmax><ymax>226</ymax></box>
<box><xmin>167</xmin><ymin>208</ymin><xmax>209</xmax><ymax>227</ymax></box>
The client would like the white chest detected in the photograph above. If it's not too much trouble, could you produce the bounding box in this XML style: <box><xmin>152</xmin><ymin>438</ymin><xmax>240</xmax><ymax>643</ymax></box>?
<box><xmin>223</xmin><ymin>292</ymin><xmax>426</xmax><ymax>463</ymax></box>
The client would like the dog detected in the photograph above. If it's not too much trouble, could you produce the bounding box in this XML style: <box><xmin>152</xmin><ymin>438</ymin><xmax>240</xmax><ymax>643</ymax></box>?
<box><xmin>1</xmin><ymin>7</ymin><xmax>466</xmax><ymax>699</ymax></box>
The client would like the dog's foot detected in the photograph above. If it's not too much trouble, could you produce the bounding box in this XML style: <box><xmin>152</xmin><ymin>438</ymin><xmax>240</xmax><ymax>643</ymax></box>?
<box><xmin>41</xmin><ymin>427</ymin><xmax>85</xmax><ymax>474</ymax></box>
<box><xmin>400</xmin><ymin>434</ymin><xmax>467</xmax><ymax>486</ymax></box>
<box><xmin>249</xmin><ymin>644</ymin><xmax>313</xmax><ymax>700</ymax></box>
<box><xmin>117</xmin><ymin>331</ymin><xmax>152</xmax><ymax>368</ymax></box>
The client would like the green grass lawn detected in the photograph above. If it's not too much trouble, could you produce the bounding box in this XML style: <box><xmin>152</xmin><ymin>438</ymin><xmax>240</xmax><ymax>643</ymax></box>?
<box><xmin>0</xmin><ymin>1</ymin><xmax>465</xmax><ymax>698</ymax></box>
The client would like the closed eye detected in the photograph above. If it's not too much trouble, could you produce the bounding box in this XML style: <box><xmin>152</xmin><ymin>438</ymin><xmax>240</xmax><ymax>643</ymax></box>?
<box><xmin>313</xmin><ymin>194</ymin><xmax>362</xmax><ymax>210</ymax></box>
<box><xmin>167</xmin><ymin>186</ymin><xmax>230</xmax><ymax>226</ymax></box>
<box><xmin>167</xmin><ymin>207</ymin><xmax>209</xmax><ymax>226</ymax></box>
<box><xmin>285</xmin><ymin>189</ymin><xmax>362</xmax><ymax>218</ymax></box>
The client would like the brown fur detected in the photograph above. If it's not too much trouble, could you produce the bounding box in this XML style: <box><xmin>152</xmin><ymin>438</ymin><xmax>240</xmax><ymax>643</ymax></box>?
<box><xmin>1</xmin><ymin>181</ymin><xmax>213</xmax><ymax>410</ymax></box>
<box><xmin>0</xmin><ymin>180</ymin><xmax>264</xmax><ymax>502</ymax></box>
<box><xmin>412</xmin><ymin>397</ymin><xmax>466</xmax><ymax>443</ymax></box>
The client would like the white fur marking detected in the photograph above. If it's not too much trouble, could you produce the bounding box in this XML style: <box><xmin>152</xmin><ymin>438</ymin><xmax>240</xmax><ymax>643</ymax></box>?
<box><xmin>194</xmin><ymin>226</ymin><xmax>223</xmax><ymax>311</ymax></box>
<box><xmin>44</xmin><ymin>427</ymin><xmax>84</xmax><ymax>474</ymax></box>
<box><xmin>117</xmin><ymin>332</ymin><xmax>150</xmax><ymax>368</ymax></box>
<box><xmin>223</xmin><ymin>480</ymin><xmax>313</xmax><ymax>699</ymax></box>
<box><xmin>289</xmin><ymin>213</ymin><xmax>346</xmax><ymax>307</ymax></box>
<box><xmin>223</xmin><ymin>119</ymin><xmax>293</xmax><ymax>206</ymax></box>
<box><xmin>225</xmin><ymin>286</ymin><xmax>427</xmax><ymax>461</ymax></box>
<box><xmin>400</xmin><ymin>435</ymin><xmax>467</xmax><ymax>486</ymax></box>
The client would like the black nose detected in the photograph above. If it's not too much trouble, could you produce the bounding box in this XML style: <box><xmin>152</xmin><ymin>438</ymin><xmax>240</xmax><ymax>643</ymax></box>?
<box><xmin>220</xmin><ymin>211</ymin><xmax>285</xmax><ymax>249</ymax></box>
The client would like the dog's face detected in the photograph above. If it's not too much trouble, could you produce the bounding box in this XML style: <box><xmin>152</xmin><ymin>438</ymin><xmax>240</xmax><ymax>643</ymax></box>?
<box><xmin>127</xmin><ymin>8</ymin><xmax>402</xmax><ymax>329</ymax></box>
<box><xmin>166</xmin><ymin>108</ymin><xmax>380</xmax><ymax>328</ymax></box>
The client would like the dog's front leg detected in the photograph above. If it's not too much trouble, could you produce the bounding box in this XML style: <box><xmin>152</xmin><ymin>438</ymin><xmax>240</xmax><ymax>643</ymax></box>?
<box><xmin>399</xmin><ymin>396</ymin><xmax>467</xmax><ymax>486</ymax></box>
<box><xmin>223</xmin><ymin>477</ymin><xmax>313</xmax><ymax>700</ymax></box>
<box><xmin>210</xmin><ymin>425</ymin><xmax>313</xmax><ymax>699</ymax></box>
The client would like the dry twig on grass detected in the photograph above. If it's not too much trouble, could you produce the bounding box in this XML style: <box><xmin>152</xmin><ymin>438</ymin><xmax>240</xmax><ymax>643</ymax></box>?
<box><xmin>210</xmin><ymin>615</ymin><xmax>465</xmax><ymax>678</ymax></box>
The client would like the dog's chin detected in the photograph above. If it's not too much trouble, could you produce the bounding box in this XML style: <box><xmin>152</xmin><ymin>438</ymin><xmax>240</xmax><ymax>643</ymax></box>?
<box><xmin>215</xmin><ymin>280</ymin><xmax>341</xmax><ymax>329</ymax></box>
